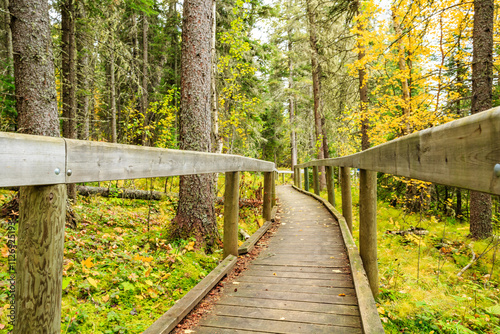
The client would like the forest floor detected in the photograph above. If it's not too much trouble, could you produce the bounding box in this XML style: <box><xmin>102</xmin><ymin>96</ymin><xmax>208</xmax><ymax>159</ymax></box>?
<box><xmin>1</xmin><ymin>174</ymin><xmax>499</xmax><ymax>333</ymax></box>
<box><xmin>319</xmin><ymin>184</ymin><xmax>500</xmax><ymax>334</ymax></box>
<box><xmin>0</xmin><ymin>173</ymin><xmax>267</xmax><ymax>333</ymax></box>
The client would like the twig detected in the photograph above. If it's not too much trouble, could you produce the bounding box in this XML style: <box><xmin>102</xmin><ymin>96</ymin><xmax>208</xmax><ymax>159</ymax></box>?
<box><xmin>457</xmin><ymin>243</ymin><xmax>476</xmax><ymax>277</ymax></box>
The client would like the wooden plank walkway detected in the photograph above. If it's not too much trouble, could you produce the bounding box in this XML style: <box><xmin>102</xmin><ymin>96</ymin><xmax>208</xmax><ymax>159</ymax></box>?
<box><xmin>193</xmin><ymin>185</ymin><xmax>363</xmax><ymax>334</ymax></box>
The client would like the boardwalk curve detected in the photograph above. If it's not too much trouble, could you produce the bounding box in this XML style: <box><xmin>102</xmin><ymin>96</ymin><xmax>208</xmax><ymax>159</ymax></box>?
<box><xmin>193</xmin><ymin>185</ymin><xmax>378</xmax><ymax>333</ymax></box>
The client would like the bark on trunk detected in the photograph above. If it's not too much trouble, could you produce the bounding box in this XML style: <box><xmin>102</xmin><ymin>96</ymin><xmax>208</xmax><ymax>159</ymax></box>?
<box><xmin>1</xmin><ymin>0</ymin><xmax>13</xmax><ymax>77</ymax></box>
<box><xmin>306</xmin><ymin>0</ymin><xmax>326</xmax><ymax>189</ymax></box>
<box><xmin>392</xmin><ymin>8</ymin><xmax>411</xmax><ymax>135</ymax></box>
<box><xmin>171</xmin><ymin>0</ymin><xmax>217</xmax><ymax>251</ymax></box>
<box><xmin>10</xmin><ymin>0</ymin><xmax>67</xmax><ymax>332</ymax></box>
<box><xmin>141</xmin><ymin>12</ymin><xmax>149</xmax><ymax>146</ymax></box>
<box><xmin>110</xmin><ymin>50</ymin><xmax>117</xmax><ymax>143</ymax></box>
<box><xmin>356</xmin><ymin>3</ymin><xmax>370</xmax><ymax>151</ymax></box>
<box><xmin>62</xmin><ymin>0</ymin><xmax>77</xmax><ymax>199</ymax></box>
<box><xmin>76</xmin><ymin>3</ymin><xmax>89</xmax><ymax>140</ymax></box>
<box><xmin>288</xmin><ymin>29</ymin><xmax>297</xmax><ymax>169</ymax></box>
<box><xmin>470</xmin><ymin>0</ymin><xmax>493</xmax><ymax>239</ymax></box>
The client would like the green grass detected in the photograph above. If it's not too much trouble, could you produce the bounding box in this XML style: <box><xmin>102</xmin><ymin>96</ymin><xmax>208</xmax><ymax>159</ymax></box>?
<box><xmin>0</xmin><ymin>172</ymin><xmax>264</xmax><ymax>333</ymax></box>
<box><xmin>319</xmin><ymin>182</ymin><xmax>500</xmax><ymax>334</ymax></box>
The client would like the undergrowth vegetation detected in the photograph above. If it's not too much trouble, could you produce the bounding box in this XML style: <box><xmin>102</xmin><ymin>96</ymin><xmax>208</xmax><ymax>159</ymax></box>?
<box><xmin>321</xmin><ymin>176</ymin><xmax>500</xmax><ymax>334</ymax></box>
<box><xmin>0</xmin><ymin>172</ymin><xmax>266</xmax><ymax>333</ymax></box>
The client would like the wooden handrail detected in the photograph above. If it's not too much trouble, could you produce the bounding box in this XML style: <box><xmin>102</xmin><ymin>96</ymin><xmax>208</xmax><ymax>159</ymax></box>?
<box><xmin>0</xmin><ymin>132</ymin><xmax>275</xmax><ymax>187</ymax></box>
<box><xmin>296</xmin><ymin>107</ymin><xmax>500</xmax><ymax>196</ymax></box>
<box><xmin>1</xmin><ymin>131</ymin><xmax>277</xmax><ymax>333</ymax></box>
<box><xmin>294</xmin><ymin>107</ymin><xmax>500</xmax><ymax>302</ymax></box>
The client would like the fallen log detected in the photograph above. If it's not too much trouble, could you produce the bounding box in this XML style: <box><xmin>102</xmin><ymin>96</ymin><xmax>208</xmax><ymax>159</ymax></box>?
<box><xmin>239</xmin><ymin>228</ymin><xmax>251</xmax><ymax>240</ymax></box>
<box><xmin>77</xmin><ymin>186</ymin><xmax>172</xmax><ymax>201</ymax></box>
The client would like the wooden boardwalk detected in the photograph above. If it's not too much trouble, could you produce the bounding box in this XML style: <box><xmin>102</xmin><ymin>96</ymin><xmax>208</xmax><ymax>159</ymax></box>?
<box><xmin>193</xmin><ymin>185</ymin><xmax>363</xmax><ymax>333</ymax></box>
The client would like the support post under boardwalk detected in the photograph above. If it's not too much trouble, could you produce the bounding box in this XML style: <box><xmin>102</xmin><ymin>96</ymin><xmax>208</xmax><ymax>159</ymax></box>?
<box><xmin>312</xmin><ymin>165</ymin><xmax>320</xmax><ymax>195</ymax></box>
<box><xmin>263</xmin><ymin>172</ymin><xmax>272</xmax><ymax>221</ymax></box>
<box><xmin>359</xmin><ymin>169</ymin><xmax>379</xmax><ymax>298</ymax></box>
<box><xmin>340</xmin><ymin>166</ymin><xmax>353</xmax><ymax>233</ymax></box>
<box><xmin>15</xmin><ymin>184</ymin><xmax>67</xmax><ymax>333</ymax></box>
<box><xmin>304</xmin><ymin>167</ymin><xmax>309</xmax><ymax>191</ymax></box>
<box><xmin>223</xmin><ymin>172</ymin><xmax>239</xmax><ymax>258</ymax></box>
<box><xmin>326</xmin><ymin>165</ymin><xmax>335</xmax><ymax>207</ymax></box>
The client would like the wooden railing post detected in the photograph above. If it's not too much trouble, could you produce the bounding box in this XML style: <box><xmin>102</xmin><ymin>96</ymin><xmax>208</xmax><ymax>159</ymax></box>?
<box><xmin>312</xmin><ymin>165</ymin><xmax>320</xmax><ymax>195</ymax></box>
<box><xmin>326</xmin><ymin>165</ymin><xmax>335</xmax><ymax>206</ymax></box>
<box><xmin>296</xmin><ymin>168</ymin><xmax>301</xmax><ymax>190</ymax></box>
<box><xmin>340</xmin><ymin>166</ymin><xmax>353</xmax><ymax>233</ymax></box>
<box><xmin>304</xmin><ymin>167</ymin><xmax>309</xmax><ymax>191</ymax></box>
<box><xmin>272</xmin><ymin>171</ymin><xmax>277</xmax><ymax>207</ymax></box>
<box><xmin>223</xmin><ymin>172</ymin><xmax>239</xmax><ymax>258</ymax></box>
<box><xmin>263</xmin><ymin>172</ymin><xmax>272</xmax><ymax>221</ymax></box>
<box><xmin>359</xmin><ymin>169</ymin><xmax>379</xmax><ymax>297</ymax></box>
<box><xmin>16</xmin><ymin>184</ymin><xmax>67</xmax><ymax>333</ymax></box>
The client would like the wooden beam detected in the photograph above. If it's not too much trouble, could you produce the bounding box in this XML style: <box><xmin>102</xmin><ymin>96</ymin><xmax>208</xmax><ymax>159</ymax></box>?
<box><xmin>359</xmin><ymin>169</ymin><xmax>378</xmax><ymax>298</ymax></box>
<box><xmin>272</xmin><ymin>171</ymin><xmax>277</xmax><ymax>207</ymax></box>
<box><xmin>0</xmin><ymin>132</ymin><xmax>66</xmax><ymax>187</ymax></box>
<box><xmin>263</xmin><ymin>172</ymin><xmax>272</xmax><ymax>221</ymax></box>
<box><xmin>0</xmin><ymin>133</ymin><xmax>275</xmax><ymax>187</ymax></box>
<box><xmin>65</xmin><ymin>139</ymin><xmax>275</xmax><ymax>183</ymax></box>
<box><xmin>312</xmin><ymin>165</ymin><xmax>320</xmax><ymax>195</ymax></box>
<box><xmin>295</xmin><ymin>107</ymin><xmax>500</xmax><ymax>195</ymax></box>
<box><xmin>15</xmin><ymin>184</ymin><xmax>67</xmax><ymax>333</ymax></box>
<box><xmin>223</xmin><ymin>172</ymin><xmax>239</xmax><ymax>258</ymax></box>
<box><xmin>296</xmin><ymin>168</ymin><xmax>301</xmax><ymax>190</ymax></box>
<box><xmin>304</xmin><ymin>167</ymin><xmax>309</xmax><ymax>191</ymax></box>
<box><xmin>340</xmin><ymin>167</ymin><xmax>353</xmax><ymax>233</ymax></box>
<box><xmin>326</xmin><ymin>165</ymin><xmax>335</xmax><ymax>207</ymax></box>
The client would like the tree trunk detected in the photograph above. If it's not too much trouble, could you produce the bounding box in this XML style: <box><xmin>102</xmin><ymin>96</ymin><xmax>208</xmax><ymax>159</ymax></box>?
<box><xmin>287</xmin><ymin>0</ymin><xmax>297</xmax><ymax>169</ymax></box>
<box><xmin>10</xmin><ymin>0</ymin><xmax>67</xmax><ymax>332</ymax></box>
<box><xmin>470</xmin><ymin>0</ymin><xmax>493</xmax><ymax>239</ymax></box>
<box><xmin>141</xmin><ymin>12</ymin><xmax>149</xmax><ymax>146</ymax></box>
<box><xmin>1</xmin><ymin>0</ymin><xmax>13</xmax><ymax>77</ymax></box>
<box><xmin>211</xmin><ymin>0</ymin><xmax>221</xmax><ymax>154</ymax></box>
<box><xmin>356</xmin><ymin>3</ymin><xmax>370</xmax><ymax>151</ymax></box>
<box><xmin>306</xmin><ymin>0</ymin><xmax>326</xmax><ymax>189</ymax></box>
<box><xmin>61</xmin><ymin>0</ymin><xmax>77</xmax><ymax>200</ymax></box>
<box><xmin>171</xmin><ymin>0</ymin><xmax>217</xmax><ymax>251</ymax></box>
<box><xmin>392</xmin><ymin>7</ymin><xmax>411</xmax><ymax>135</ymax></box>
<box><xmin>76</xmin><ymin>2</ymin><xmax>89</xmax><ymax>140</ymax></box>
<box><xmin>110</xmin><ymin>50</ymin><xmax>117</xmax><ymax>143</ymax></box>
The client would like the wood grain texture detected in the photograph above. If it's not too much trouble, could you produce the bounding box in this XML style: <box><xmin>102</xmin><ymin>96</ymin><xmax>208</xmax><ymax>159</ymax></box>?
<box><xmin>359</xmin><ymin>170</ymin><xmax>379</xmax><ymax>297</ymax></box>
<box><xmin>15</xmin><ymin>184</ymin><xmax>66</xmax><ymax>333</ymax></box>
<box><xmin>223</xmin><ymin>172</ymin><xmax>239</xmax><ymax>258</ymax></box>
<box><xmin>262</xmin><ymin>172</ymin><xmax>272</xmax><ymax>221</ymax></box>
<box><xmin>340</xmin><ymin>167</ymin><xmax>353</xmax><ymax>233</ymax></box>
<box><xmin>296</xmin><ymin>107</ymin><xmax>500</xmax><ymax>195</ymax></box>
<box><xmin>65</xmin><ymin>139</ymin><xmax>275</xmax><ymax>183</ymax></box>
<box><xmin>194</xmin><ymin>186</ymin><xmax>366</xmax><ymax>334</ymax></box>
<box><xmin>0</xmin><ymin>132</ymin><xmax>66</xmax><ymax>187</ymax></box>
<box><xmin>0</xmin><ymin>133</ymin><xmax>275</xmax><ymax>187</ymax></box>
<box><xmin>292</xmin><ymin>185</ymin><xmax>385</xmax><ymax>334</ymax></box>
<box><xmin>143</xmin><ymin>255</ymin><xmax>237</xmax><ymax>334</ymax></box>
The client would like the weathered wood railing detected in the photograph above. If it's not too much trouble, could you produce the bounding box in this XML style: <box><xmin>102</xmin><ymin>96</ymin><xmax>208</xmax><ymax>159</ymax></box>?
<box><xmin>0</xmin><ymin>132</ymin><xmax>276</xmax><ymax>333</ymax></box>
<box><xmin>295</xmin><ymin>107</ymin><xmax>500</xmax><ymax>297</ymax></box>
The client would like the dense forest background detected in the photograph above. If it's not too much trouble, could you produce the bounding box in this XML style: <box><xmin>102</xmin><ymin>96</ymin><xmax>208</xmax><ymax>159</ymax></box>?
<box><xmin>1</xmin><ymin>0</ymin><xmax>498</xmax><ymax>228</ymax></box>
<box><xmin>1</xmin><ymin>0</ymin><xmax>500</xmax><ymax>332</ymax></box>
